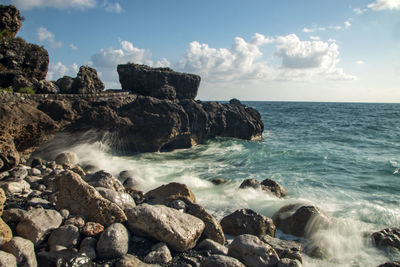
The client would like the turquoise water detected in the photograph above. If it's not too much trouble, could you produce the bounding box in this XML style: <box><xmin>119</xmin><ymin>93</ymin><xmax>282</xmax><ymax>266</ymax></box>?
<box><xmin>70</xmin><ymin>102</ymin><xmax>400</xmax><ymax>266</ymax></box>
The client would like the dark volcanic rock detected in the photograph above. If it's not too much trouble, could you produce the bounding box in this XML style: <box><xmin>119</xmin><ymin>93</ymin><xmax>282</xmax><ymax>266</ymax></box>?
<box><xmin>220</xmin><ymin>209</ymin><xmax>276</xmax><ymax>238</ymax></box>
<box><xmin>71</xmin><ymin>65</ymin><xmax>104</xmax><ymax>94</ymax></box>
<box><xmin>55</xmin><ymin>76</ymin><xmax>74</xmax><ymax>94</ymax></box>
<box><xmin>371</xmin><ymin>228</ymin><xmax>400</xmax><ymax>251</ymax></box>
<box><xmin>239</xmin><ymin>178</ymin><xmax>288</xmax><ymax>198</ymax></box>
<box><xmin>117</xmin><ymin>63</ymin><xmax>200</xmax><ymax>100</ymax></box>
<box><xmin>272</xmin><ymin>204</ymin><xmax>331</xmax><ymax>238</ymax></box>
<box><xmin>0</xmin><ymin>37</ymin><xmax>49</xmax><ymax>89</ymax></box>
<box><xmin>0</xmin><ymin>5</ymin><xmax>22</xmax><ymax>38</ymax></box>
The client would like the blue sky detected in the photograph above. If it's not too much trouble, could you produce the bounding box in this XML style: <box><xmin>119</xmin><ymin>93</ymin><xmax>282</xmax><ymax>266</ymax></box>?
<box><xmin>3</xmin><ymin>0</ymin><xmax>400</xmax><ymax>102</ymax></box>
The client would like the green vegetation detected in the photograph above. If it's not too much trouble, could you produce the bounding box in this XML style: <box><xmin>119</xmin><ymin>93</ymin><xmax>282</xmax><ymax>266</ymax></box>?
<box><xmin>0</xmin><ymin>86</ymin><xmax>13</xmax><ymax>92</ymax></box>
<box><xmin>0</xmin><ymin>28</ymin><xmax>12</xmax><ymax>39</ymax></box>
<box><xmin>17</xmin><ymin>87</ymin><xmax>35</xmax><ymax>94</ymax></box>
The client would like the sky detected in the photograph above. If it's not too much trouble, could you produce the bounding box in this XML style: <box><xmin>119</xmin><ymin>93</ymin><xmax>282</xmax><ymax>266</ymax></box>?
<box><xmin>2</xmin><ymin>0</ymin><xmax>400</xmax><ymax>102</ymax></box>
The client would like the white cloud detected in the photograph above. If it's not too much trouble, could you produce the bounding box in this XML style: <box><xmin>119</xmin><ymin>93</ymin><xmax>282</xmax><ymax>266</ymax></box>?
<box><xmin>345</xmin><ymin>21</ymin><xmax>352</xmax><ymax>28</ymax></box>
<box><xmin>47</xmin><ymin>62</ymin><xmax>78</xmax><ymax>80</ymax></box>
<box><xmin>353</xmin><ymin>8</ymin><xmax>366</xmax><ymax>14</ymax></box>
<box><xmin>70</xmin><ymin>44</ymin><xmax>78</xmax><ymax>51</ymax></box>
<box><xmin>368</xmin><ymin>0</ymin><xmax>400</xmax><ymax>10</ymax></box>
<box><xmin>302</xmin><ymin>27</ymin><xmax>326</xmax><ymax>33</ymax></box>
<box><xmin>11</xmin><ymin>0</ymin><xmax>96</xmax><ymax>10</ymax></box>
<box><xmin>356</xmin><ymin>60</ymin><xmax>366</xmax><ymax>65</ymax></box>
<box><xmin>91</xmin><ymin>40</ymin><xmax>170</xmax><ymax>88</ymax></box>
<box><xmin>310</xmin><ymin>36</ymin><xmax>320</xmax><ymax>41</ymax></box>
<box><xmin>331</xmin><ymin>26</ymin><xmax>342</xmax><ymax>30</ymax></box>
<box><xmin>37</xmin><ymin>26</ymin><xmax>62</xmax><ymax>49</ymax></box>
<box><xmin>178</xmin><ymin>33</ymin><xmax>355</xmax><ymax>83</ymax></box>
<box><xmin>103</xmin><ymin>0</ymin><xmax>123</xmax><ymax>13</ymax></box>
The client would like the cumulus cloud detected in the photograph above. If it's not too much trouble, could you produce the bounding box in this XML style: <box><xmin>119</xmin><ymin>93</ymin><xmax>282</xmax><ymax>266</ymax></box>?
<box><xmin>103</xmin><ymin>0</ymin><xmax>123</xmax><ymax>13</ymax></box>
<box><xmin>368</xmin><ymin>0</ymin><xmax>400</xmax><ymax>10</ymax></box>
<box><xmin>345</xmin><ymin>21</ymin><xmax>352</xmax><ymax>28</ymax></box>
<box><xmin>37</xmin><ymin>26</ymin><xmax>62</xmax><ymax>49</ymax></box>
<box><xmin>353</xmin><ymin>8</ymin><xmax>367</xmax><ymax>14</ymax></box>
<box><xmin>47</xmin><ymin>62</ymin><xmax>78</xmax><ymax>80</ymax></box>
<box><xmin>11</xmin><ymin>0</ymin><xmax>96</xmax><ymax>10</ymax></box>
<box><xmin>302</xmin><ymin>27</ymin><xmax>326</xmax><ymax>33</ymax></box>
<box><xmin>178</xmin><ymin>33</ymin><xmax>355</xmax><ymax>83</ymax></box>
<box><xmin>91</xmin><ymin>40</ymin><xmax>170</xmax><ymax>88</ymax></box>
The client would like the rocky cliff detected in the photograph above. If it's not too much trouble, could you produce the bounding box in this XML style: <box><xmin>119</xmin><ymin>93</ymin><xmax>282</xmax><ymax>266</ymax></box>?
<box><xmin>0</xmin><ymin>5</ymin><xmax>264</xmax><ymax>171</ymax></box>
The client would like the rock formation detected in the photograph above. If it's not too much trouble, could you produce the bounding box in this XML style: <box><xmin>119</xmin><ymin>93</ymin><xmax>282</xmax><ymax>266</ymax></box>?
<box><xmin>0</xmin><ymin>5</ymin><xmax>22</xmax><ymax>38</ymax></box>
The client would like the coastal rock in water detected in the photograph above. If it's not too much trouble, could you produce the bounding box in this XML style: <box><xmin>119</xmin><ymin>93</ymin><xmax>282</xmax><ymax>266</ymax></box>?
<box><xmin>96</xmin><ymin>223</ymin><xmax>129</xmax><ymax>259</ymax></box>
<box><xmin>239</xmin><ymin>178</ymin><xmax>287</xmax><ymax>198</ymax></box>
<box><xmin>371</xmin><ymin>228</ymin><xmax>400</xmax><ymax>251</ymax></box>
<box><xmin>200</xmin><ymin>255</ymin><xmax>245</xmax><ymax>267</ymax></box>
<box><xmin>144</xmin><ymin>242</ymin><xmax>172</xmax><ymax>264</ymax></box>
<box><xmin>16</xmin><ymin>208</ymin><xmax>62</xmax><ymax>244</ymax></box>
<box><xmin>196</xmin><ymin>239</ymin><xmax>228</xmax><ymax>255</ymax></box>
<box><xmin>185</xmin><ymin>201</ymin><xmax>226</xmax><ymax>244</ymax></box>
<box><xmin>125</xmin><ymin>203</ymin><xmax>205</xmax><ymax>252</ymax></box>
<box><xmin>117</xmin><ymin>63</ymin><xmax>200</xmax><ymax>100</ymax></box>
<box><xmin>228</xmin><ymin>234</ymin><xmax>280</xmax><ymax>267</ymax></box>
<box><xmin>96</xmin><ymin>187</ymin><xmax>136</xmax><ymax>210</ymax></box>
<box><xmin>0</xmin><ymin>250</ymin><xmax>17</xmax><ymax>267</ymax></box>
<box><xmin>53</xmin><ymin>170</ymin><xmax>127</xmax><ymax>226</ymax></box>
<box><xmin>70</xmin><ymin>65</ymin><xmax>104</xmax><ymax>94</ymax></box>
<box><xmin>85</xmin><ymin>170</ymin><xmax>125</xmax><ymax>192</ymax></box>
<box><xmin>272</xmin><ymin>204</ymin><xmax>331</xmax><ymax>238</ymax></box>
<box><xmin>55</xmin><ymin>76</ymin><xmax>74</xmax><ymax>94</ymax></box>
<box><xmin>261</xmin><ymin>235</ymin><xmax>302</xmax><ymax>263</ymax></box>
<box><xmin>0</xmin><ymin>236</ymin><xmax>37</xmax><ymax>267</ymax></box>
<box><xmin>55</xmin><ymin>152</ymin><xmax>78</xmax><ymax>166</ymax></box>
<box><xmin>48</xmin><ymin>224</ymin><xmax>81</xmax><ymax>251</ymax></box>
<box><xmin>220</xmin><ymin>209</ymin><xmax>276</xmax><ymax>238</ymax></box>
<box><xmin>376</xmin><ymin>262</ymin><xmax>400</xmax><ymax>267</ymax></box>
<box><xmin>145</xmin><ymin>182</ymin><xmax>196</xmax><ymax>205</ymax></box>
<box><xmin>0</xmin><ymin>5</ymin><xmax>22</xmax><ymax>38</ymax></box>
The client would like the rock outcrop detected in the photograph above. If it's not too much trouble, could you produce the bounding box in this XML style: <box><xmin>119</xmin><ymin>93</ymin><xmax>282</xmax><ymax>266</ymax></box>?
<box><xmin>70</xmin><ymin>66</ymin><xmax>104</xmax><ymax>94</ymax></box>
<box><xmin>118</xmin><ymin>63</ymin><xmax>200</xmax><ymax>100</ymax></box>
<box><xmin>371</xmin><ymin>228</ymin><xmax>400</xmax><ymax>251</ymax></box>
<box><xmin>0</xmin><ymin>5</ymin><xmax>22</xmax><ymax>38</ymax></box>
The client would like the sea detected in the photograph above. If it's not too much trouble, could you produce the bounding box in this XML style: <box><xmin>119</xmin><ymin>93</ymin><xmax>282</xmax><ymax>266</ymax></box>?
<box><xmin>66</xmin><ymin>101</ymin><xmax>400</xmax><ymax>266</ymax></box>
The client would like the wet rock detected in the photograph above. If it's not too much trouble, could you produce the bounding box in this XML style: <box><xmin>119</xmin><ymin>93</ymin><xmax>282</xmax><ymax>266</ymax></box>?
<box><xmin>0</xmin><ymin>217</ymin><xmax>12</xmax><ymax>245</ymax></box>
<box><xmin>116</xmin><ymin>254</ymin><xmax>160</xmax><ymax>267</ymax></box>
<box><xmin>377</xmin><ymin>262</ymin><xmax>400</xmax><ymax>267</ymax></box>
<box><xmin>55</xmin><ymin>76</ymin><xmax>74</xmax><ymax>94</ymax></box>
<box><xmin>167</xmin><ymin>199</ymin><xmax>187</xmax><ymax>211</ymax></box>
<box><xmin>16</xmin><ymin>208</ymin><xmax>62</xmax><ymax>244</ymax></box>
<box><xmin>0</xmin><ymin>5</ymin><xmax>22</xmax><ymax>38</ymax></box>
<box><xmin>81</xmin><ymin>222</ymin><xmax>104</xmax><ymax>237</ymax></box>
<box><xmin>96</xmin><ymin>223</ymin><xmax>129</xmax><ymax>259</ymax></box>
<box><xmin>0</xmin><ymin>236</ymin><xmax>37</xmax><ymax>267</ymax></box>
<box><xmin>272</xmin><ymin>204</ymin><xmax>331</xmax><ymax>238</ymax></box>
<box><xmin>85</xmin><ymin>170</ymin><xmax>124</xmax><ymax>192</ymax></box>
<box><xmin>261</xmin><ymin>235</ymin><xmax>302</xmax><ymax>263</ymax></box>
<box><xmin>221</xmin><ymin>209</ymin><xmax>276</xmax><ymax>238</ymax></box>
<box><xmin>54</xmin><ymin>171</ymin><xmax>127</xmax><ymax>226</ymax></box>
<box><xmin>239</xmin><ymin>178</ymin><xmax>287</xmax><ymax>198</ymax></box>
<box><xmin>96</xmin><ymin>187</ymin><xmax>136</xmax><ymax>210</ymax></box>
<box><xmin>79</xmin><ymin>237</ymin><xmax>97</xmax><ymax>260</ymax></box>
<box><xmin>185</xmin><ymin>201</ymin><xmax>226</xmax><ymax>244</ymax></box>
<box><xmin>211</xmin><ymin>178</ymin><xmax>228</xmax><ymax>185</ymax></box>
<box><xmin>0</xmin><ymin>250</ymin><xmax>17</xmax><ymax>267</ymax></box>
<box><xmin>145</xmin><ymin>182</ymin><xmax>196</xmax><ymax>205</ymax></box>
<box><xmin>144</xmin><ymin>242</ymin><xmax>172</xmax><ymax>264</ymax></box>
<box><xmin>48</xmin><ymin>224</ymin><xmax>81</xmax><ymax>251</ymax></box>
<box><xmin>196</xmin><ymin>239</ymin><xmax>228</xmax><ymax>255</ymax></box>
<box><xmin>71</xmin><ymin>65</ymin><xmax>104</xmax><ymax>94</ymax></box>
<box><xmin>117</xmin><ymin>63</ymin><xmax>200</xmax><ymax>100</ymax></box>
<box><xmin>278</xmin><ymin>258</ymin><xmax>302</xmax><ymax>267</ymax></box>
<box><xmin>228</xmin><ymin>234</ymin><xmax>280</xmax><ymax>267</ymax></box>
<box><xmin>126</xmin><ymin>203</ymin><xmax>205</xmax><ymax>252</ymax></box>
<box><xmin>200</xmin><ymin>255</ymin><xmax>245</xmax><ymax>267</ymax></box>
<box><xmin>54</xmin><ymin>152</ymin><xmax>78</xmax><ymax>166</ymax></box>
<box><xmin>36</xmin><ymin>250</ymin><xmax>91</xmax><ymax>267</ymax></box>
<box><xmin>371</xmin><ymin>228</ymin><xmax>400</xmax><ymax>251</ymax></box>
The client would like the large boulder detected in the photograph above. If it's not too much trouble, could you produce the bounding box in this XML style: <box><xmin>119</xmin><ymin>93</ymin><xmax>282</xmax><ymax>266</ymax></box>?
<box><xmin>0</xmin><ymin>5</ymin><xmax>22</xmax><ymax>38</ymax></box>
<box><xmin>53</xmin><ymin>170</ymin><xmax>127</xmax><ymax>226</ymax></box>
<box><xmin>0</xmin><ymin>217</ymin><xmax>12</xmax><ymax>245</ymax></box>
<box><xmin>220</xmin><ymin>209</ymin><xmax>276</xmax><ymax>238</ymax></box>
<box><xmin>0</xmin><ymin>236</ymin><xmax>37</xmax><ymax>267</ymax></box>
<box><xmin>85</xmin><ymin>170</ymin><xmax>124</xmax><ymax>192</ymax></box>
<box><xmin>145</xmin><ymin>182</ymin><xmax>196</xmax><ymax>205</ymax></box>
<box><xmin>125</xmin><ymin>203</ymin><xmax>205</xmax><ymax>252</ymax></box>
<box><xmin>0</xmin><ymin>250</ymin><xmax>17</xmax><ymax>267</ymax></box>
<box><xmin>16</xmin><ymin>208</ymin><xmax>63</xmax><ymax>244</ymax></box>
<box><xmin>228</xmin><ymin>234</ymin><xmax>280</xmax><ymax>267</ymax></box>
<box><xmin>96</xmin><ymin>187</ymin><xmax>136</xmax><ymax>210</ymax></box>
<box><xmin>70</xmin><ymin>65</ymin><xmax>104</xmax><ymax>94</ymax></box>
<box><xmin>272</xmin><ymin>204</ymin><xmax>331</xmax><ymax>238</ymax></box>
<box><xmin>55</xmin><ymin>76</ymin><xmax>74</xmax><ymax>94</ymax></box>
<box><xmin>117</xmin><ymin>63</ymin><xmax>200</xmax><ymax>100</ymax></box>
<box><xmin>261</xmin><ymin>235</ymin><xmax>302</xmax><ymax>263</ymax></box>
<box><xmin>96</xmin><ymin>223</ymin><xmax>129</xmax><ymax>259</ymax></box>
<box><xmin>371</xmin><ymin>228</ymin><xmax>400</xmax><ymax>251</ymax></box>
<box><xmin>0</xmin><ymin>37</ymin><xmax>49</xmax><ymax>89</ymax></box>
